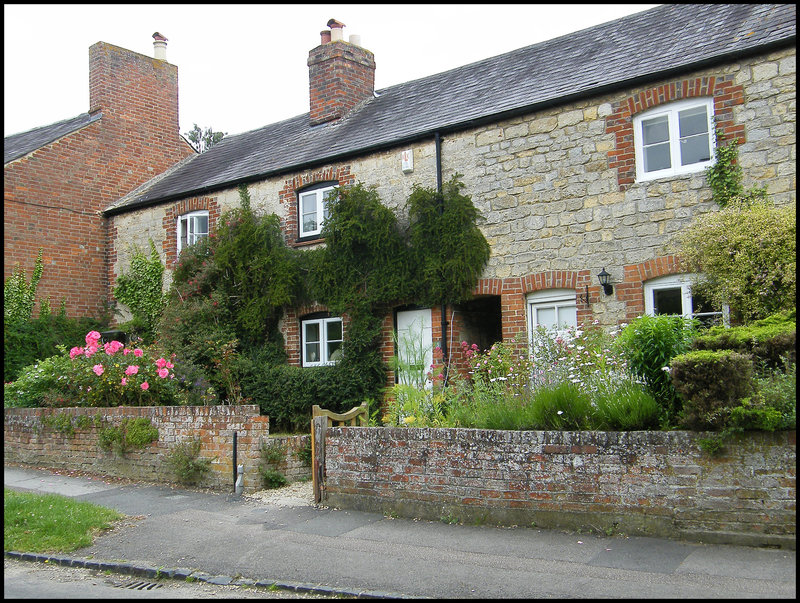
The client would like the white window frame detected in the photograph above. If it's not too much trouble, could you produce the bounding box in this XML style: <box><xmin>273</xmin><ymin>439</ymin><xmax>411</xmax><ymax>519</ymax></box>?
<box><xmin>302</xmin><ymin>316</ymin><xmax>343</xmax><ymax>366</ymax></box>
<box><xmin>644</xmin><ymin>273</ymin><xmax>729</xmax><ymax>326</ymax></box>
<box><xmin>177</xmin><ymin>210</ymin><xmax>209</xmax><ymax>254</ymax></box>
<box><xmin>526</xmin><ymin>289</ymin><xmax>578</xmax><ymax>345</ymax></box>
<box><xmin>298</xmin><ymin>184</ymin><xmax>337</xmax><ymax>239</ymax></box>
<box><xmin>634</xmin><ymin>98</ymin><xmax>715</xmax><ymax>182</ymax></box>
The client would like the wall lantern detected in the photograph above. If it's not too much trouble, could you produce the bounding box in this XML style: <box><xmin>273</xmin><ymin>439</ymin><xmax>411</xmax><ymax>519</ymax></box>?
<box><xmin>597</xmin><ymin>267</ymin><xmax>614</xmax><ymax>295</ymax></box>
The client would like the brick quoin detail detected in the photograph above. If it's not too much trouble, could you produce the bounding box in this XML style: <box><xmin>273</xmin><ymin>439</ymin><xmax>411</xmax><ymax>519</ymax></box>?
<box><xmin>161</xmin><ymin>197</ymin><xmax>221</xmax><ymax>266</ymax></box>
<box><xmin>278</xmin><ymin>166</ymin><xmax>355</xmax><ymax>246</ymax></box>
<box><xmin>605</xmin><ymin>75</ymin><xmax>746</xmax><ymax>190</ymax></box>
<box><xmin>619</xmin><ymin>256</ymin><xmax>683</xmax><ymax>322</ymax></box>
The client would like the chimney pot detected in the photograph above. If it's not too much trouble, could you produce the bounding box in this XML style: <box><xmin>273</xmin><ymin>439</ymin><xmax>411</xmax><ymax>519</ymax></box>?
<box><xmin>320</xmin><ymin>30</ymin><xmax>331</xmax><ymax>44</ymax></box>
<box><xmin>349</xmin><ymin>34</ymin><xmax>361</xmax><ymax>47</ymax></box>
<box><xmin>328</xmin><ymin>18</ymin><xmax>345</xmax><ymax>42</ymax></box>
<box><xmin>152</xmin><ymin>32</ymin><xmax>168</xmax><ymax>61</ymax></box>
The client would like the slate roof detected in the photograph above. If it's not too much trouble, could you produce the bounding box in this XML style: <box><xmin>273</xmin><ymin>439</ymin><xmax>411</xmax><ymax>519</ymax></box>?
<box><xmin>100</xmin><ymin>3</ymin><xmax>796</xmax><ymax>216</ymax></box>
<box><xmin>4</xmin><ymin>112</ymin><xmax>102</xmax><ymax>164</ymax></box>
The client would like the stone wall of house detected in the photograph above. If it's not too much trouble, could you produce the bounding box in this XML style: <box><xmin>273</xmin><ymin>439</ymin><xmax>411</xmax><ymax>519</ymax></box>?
<box><xmin>322</xmin><ymin>427</ymin><xmax>796</xmax><ymax>548</ymax></box>
<box><xmin>108</xmin><ymin>46</ymin><xmax>795</xmax><ymax>346</ymax></box>
<box><xmin>3</xmin><ymin>405</ymin><xmax>273</xmax><ymax>493</ymax></box>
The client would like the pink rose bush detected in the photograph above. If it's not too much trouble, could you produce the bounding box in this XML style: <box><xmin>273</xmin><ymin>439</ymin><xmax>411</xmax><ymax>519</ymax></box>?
<box><xmin>52</xmin><ymin>331</ymin><xmax>180</xmax><ymax>407</ymax></box>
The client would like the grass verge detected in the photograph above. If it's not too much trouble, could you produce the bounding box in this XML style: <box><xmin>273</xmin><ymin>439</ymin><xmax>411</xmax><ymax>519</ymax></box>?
<box><xmin>4</xmin><ymin>488</ymin><xmax>124</xmax><ymax>553</ymax></box>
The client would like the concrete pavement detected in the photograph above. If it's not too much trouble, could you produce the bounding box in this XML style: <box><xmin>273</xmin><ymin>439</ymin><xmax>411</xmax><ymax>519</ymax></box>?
<box><xmin>4</xmin><ymin>465</ymin><xmax>796</xmax><ymax>599</ymax></box>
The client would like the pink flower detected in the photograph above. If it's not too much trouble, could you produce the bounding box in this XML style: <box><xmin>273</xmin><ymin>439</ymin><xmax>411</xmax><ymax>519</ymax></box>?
<box><xmin>69</xmin><ymin>346</ymin><xmax>84</xmax><ymax>359</ymax></box>
<box><xmin>104</xmin><ymin>340</ymin><xmax>124</xmax><ymax>355</ymax></box>
<box><xmin>157</xmin><ymin>368</ymin><xmax>169</xmax><ymax>379</ymax></box>
<box><xmin>85</xmin><ymin>331</ymin><xmax>101</xmax><ymax>345</ymax></box>
<box><xmin>84</xmin><ymin>344</ymin><xmax>99</xmax><ymax>357</ymax></box>
<box><xmin>140</xmin><ymin>382</ymin><xmax>149</xmax><ymax>391</ymax></box>
<box><xmin>125</xmin><ymin>365</ymin><xmax>139</xmax><ymax>376</ymax></box>
<box><xmin>133</xmin><ymin>349</ymin><xmax>143</xmax><ymax>358</ymax></box>
<box><xmin>123</xmin><ymin>348</ymin><xmax>130</xmax><ymax>355</ymax></box>
<box><xmin>121</xmin><ymin>378</ymin><xmax>127</xmax><ymax>386</ymax></box>
<box><xmin>165</xmin><ymin>361</ymin><xmax>174</xmax><ymax>369</ymax></box>
<box><xmin>92</xmin><ymin>364</ymin><xmax>104</xmax><ymax>376</ymax></box>
<box><xmin>155</xmin><ymin>358</ymin><xmax>168</xmax><ymax>369</ymax></box>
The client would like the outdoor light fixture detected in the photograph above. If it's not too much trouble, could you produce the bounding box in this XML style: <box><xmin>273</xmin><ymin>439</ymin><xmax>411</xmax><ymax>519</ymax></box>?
<box><xmin>597</xmin><ymin>268</ymin><xmax>613</xmax><ymax>295</ymax></box>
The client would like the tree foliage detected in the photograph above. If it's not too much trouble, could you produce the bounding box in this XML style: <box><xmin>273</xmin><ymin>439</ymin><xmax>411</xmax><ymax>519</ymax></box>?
<box><xmin>675</xmin><ymin>201</ymin><xmax>796</xmax><ymax>322</ymax></box>
<box><xmin>185</xmin><ymin>124</ymin><xmax>226</xmax><ymax>153</ymax></box>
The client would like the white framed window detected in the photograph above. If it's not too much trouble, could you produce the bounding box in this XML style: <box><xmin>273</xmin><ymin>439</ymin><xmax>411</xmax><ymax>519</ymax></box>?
<box><xmin>527</xmin><ymin>289</ymin><xmax>578</xmax><ymax>343</ymax></box>
<box><xmin>302</xmin><ymin>316</ymin><xmax>343</xmax><ymax>366</ymax></box>
<box><xmin>634</xmin><ymin>98</ymin><xmax>715</xmax><ymax>182</ymax></box>
<box><xmin>298</xmin><ymin>184</ymin><xmax>337</xmax><ymax>239</ymax></box>
<box><xmin>177</xmin><ymin>210</ymin><xmax>209</xmax><ymax>254</ymax></box>
<box><xmin>644</xmin><ymin>274</ymin><xmax>729</xmax><ymax>327</ymax></box>
<box><xmin>395</xmin><ymin>308</ymin><xmax>433</xmax><ymax>388</ymax></box>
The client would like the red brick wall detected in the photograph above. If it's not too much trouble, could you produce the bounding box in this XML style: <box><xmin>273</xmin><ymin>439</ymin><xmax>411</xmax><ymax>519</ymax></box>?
<box><xmin>322</xmin><ymin>427</ymin><xmax>796</xmax><ymax>546</ymax></box>
<box><xmin>308</xmin><ymin>41</ymin><xmax>375</xmax><ymax>126</ymax></box>
<box><xmin>4</xmin><ymin>405</ymin><xmax>270</xmax><ymax>493</ymax></box>
<box><xmin>4</xmin><ymin>42</ymin><xmax>194</xmax><ymax>318</ymax></box>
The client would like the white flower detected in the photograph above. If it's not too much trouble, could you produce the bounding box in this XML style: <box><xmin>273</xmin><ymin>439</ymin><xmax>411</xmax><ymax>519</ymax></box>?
<box><xmin>661</xmin><ymin>366</ymin><xmax>671</xmax><ymax>373</ymax></box>
<box><xmin>557</xmin><ymin>410</ymin><xmax>563</xmax><ymax>415</ymax></box>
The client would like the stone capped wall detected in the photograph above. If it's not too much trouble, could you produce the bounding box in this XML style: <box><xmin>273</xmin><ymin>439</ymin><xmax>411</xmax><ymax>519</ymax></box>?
<box><xmin>322</xmin><ymin>427</ymin><xmax>796</xmax><ymax>548</ymax></box>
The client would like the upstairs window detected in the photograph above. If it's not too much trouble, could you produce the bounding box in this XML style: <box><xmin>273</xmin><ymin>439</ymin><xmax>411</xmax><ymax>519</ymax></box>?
<box><xmin>634</xmin><ymin>98</ymin><xmax>715</xmax><ymax>181</ymax></box>
<box><xmin>302</xmin><ymin>316</ymin><xmax>343</xmax><ymax>366</ymax></box>
<box><xmin>298</xmin><ymin>184</ymin><xmax>337</xmax><ymax>240</ymax></box>
<box><xmin>177</xmin><ymin>210</ymin><xmax>209</xmax><ymax>254</ymax></box>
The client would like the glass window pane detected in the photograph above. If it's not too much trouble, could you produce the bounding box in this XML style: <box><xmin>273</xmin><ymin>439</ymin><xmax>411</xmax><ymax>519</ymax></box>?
<box><xmin>678</xmin><ymin>106</ymin><xmax>709</xmax><ymax>138</ymax></box>
<box><xmin>653</xmin><ymin>287</ymin><xmax>684</xmax><ymax>315</ymax></box>
<box><xmin>326</xmin><ymin>320</ymin><xmax>342</xmax><ymax>342</ymax></box>
<box><xmin>644</xmin><ymin>143</ymin><xmax>671</xmax><ymax>172</ymax></box>
<box><xmin>193</xmin><ymin>214</ymin><xmax>209</xmax><ymax>235</ymax></box>
<box><xmin>557</xmin><ymin>305</ymin><xmax>577</xmax><ymax>329</ymax></box>
<box><xmin>304</xmin><ymin>322</ymin><xmax>320</xmax><ymax>343</ymax></box>
<box><xmin>327</xmin><ymin>341</ymin><xmax>342</xmax><ymax>362</ymax></box>
<box><xmin>305</xmin><ymin>342</ymin><xmax>320</xmax><ymax>363</ymax></box>
<box><xmin>303</xmin><ymin>215</ymin><xmax>317</xmax><ymax>233</ymax></box>
<box><xmin>680</xmin><ymin>134</ymin><xmax>711</xmax><ymax>165</ymax></box>
<box><xmin>642</xmin><ymin>116</ymin><xmax>669</xmax><ymax>144</ymax></box>
<box><xmin>536</xmin><ymin>307</ymin><xmax>556</xmax><ymax>330</ymax></box>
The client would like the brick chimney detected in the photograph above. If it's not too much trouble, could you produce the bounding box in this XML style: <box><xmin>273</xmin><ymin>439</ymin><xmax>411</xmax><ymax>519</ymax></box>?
<box><xmin>88</xmin><ymin>39</ymin><xmax>180</xmax><ymax>137</ymax></box>
<box><xmin>308</xmin><ymin>19</ymin><xmax>376</xmax><ymax>126</ymax></box>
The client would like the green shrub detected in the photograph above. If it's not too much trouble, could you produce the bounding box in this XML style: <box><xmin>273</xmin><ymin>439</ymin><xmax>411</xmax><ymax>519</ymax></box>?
<box><xmin>165</xmin><ymin>437</ymin><xmax>212</xmax><ymax>486</ymax></box>
<box><xmin>4</xmin><ymin>354</ymin><xmax>78</xmax><ymax>408</ymax></box>
<box><xmin>113</xmin><ymin>240</ymin><xmax>166</xmax><ymax>344</ymax></box>
<box><xmin>751</xmin><ymin>359</ymin><xmax>796</xmax><ymax>430</ymax></box>
<box><xmin>670</xmin><ymin>349</ymin><xmax>755</xmax><ymax>430</ymax></box>
<box><xmin>727</xmin><ymin>399</ymin><xmax>782</xmax><ymax>432</ymax></box>
<box><xmin>674</xmin><ymin>201</ymin><xmax>795</xmax><ymax>322</ymax></box>
<box><xmin>613</xmin><ymin>314</ymin><xmax>697</xmax><ymax>421</ymax></box>
<box><xmin>260</xmin><ymin>468</ymin><xmax>288</xmax><ymax>489</ymax></box>
<box><xmin>4</xmin><ymin>314</ymin><xmax>107</xmax><ymax>383</ymax></box>
<box><xmin>691</xmin><ymin>310</ymin><xmax>796</xmax><ymax>370</ymax></box>
<box><xmin>98</xmin><ymin>417</ymin><xmax>159</xmax><ymax>455</ymax></box>
<box><xmin>241</xmin><ymin>360</ymin><xmax>382</xmax><ymax>433</ymax></box>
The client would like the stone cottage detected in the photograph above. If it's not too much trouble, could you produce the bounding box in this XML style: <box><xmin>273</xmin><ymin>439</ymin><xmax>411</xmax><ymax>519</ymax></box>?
<box><xmin>105</xmin><ymin>5</ymin><xmax>794</xmax><ymax>381</ymax></box>
<box><xmin>4</xmin><ymin>34</ymin><xmax>196</xmax><ymax>318</ymax></box>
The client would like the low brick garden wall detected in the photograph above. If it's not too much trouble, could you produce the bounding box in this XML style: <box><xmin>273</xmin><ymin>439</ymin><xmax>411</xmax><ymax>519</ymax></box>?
<box><xmin>322</xmin><ymin>427</ymin><xmax>796</xmax><ymax>548</ymax></box>
<box><xmin>4</xmin><ymin>405</ymin><xmax>276</xmax><ymax>493</ymax></box>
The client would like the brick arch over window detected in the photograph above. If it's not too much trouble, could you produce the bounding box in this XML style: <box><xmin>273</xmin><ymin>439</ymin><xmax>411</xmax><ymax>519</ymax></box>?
<box><xmin>162</xmin><ymin>197</ymin><xmax>220</xmax><ymax>266</ymax></box>
<box><xmin>619</xmin><ymin>256</ymin><xmax>683</xmax><ymax>322</ymax></box>
<box><xmin>278</xmin><ymin>165</ymin><xmax>355</xmax><ymax>246</ymax></box>
<box><xmin>473</xmin><ymin>271</ymin><xmax>597</xmax><ymax>341</ymax></box>
<box><xmin>605</xmin><ymin>75</ymin><xmax>745</xmax><ymax>190</ymax></box>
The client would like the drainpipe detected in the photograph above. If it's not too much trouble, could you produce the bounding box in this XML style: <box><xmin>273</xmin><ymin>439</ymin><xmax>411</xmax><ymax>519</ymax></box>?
<box><xmin>435</xmin><ymin>132</ymin><xmax>448</xmax><ymax>364</ymax></box>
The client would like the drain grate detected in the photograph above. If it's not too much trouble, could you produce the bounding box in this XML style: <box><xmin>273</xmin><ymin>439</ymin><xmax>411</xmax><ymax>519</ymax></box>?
<box><xmin>115</xmin><ymin>580</ymin><xmax>163</xmax><ymax>590</ymax></box>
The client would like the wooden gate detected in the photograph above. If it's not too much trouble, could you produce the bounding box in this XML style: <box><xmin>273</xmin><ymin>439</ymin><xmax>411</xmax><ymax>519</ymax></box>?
<box><xmin>311</xmin><ymin>402</ymin><xmax>368</xmax><ymax>504</ymax></box>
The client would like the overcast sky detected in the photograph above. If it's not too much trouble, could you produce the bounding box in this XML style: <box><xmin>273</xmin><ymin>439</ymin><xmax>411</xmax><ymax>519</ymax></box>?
<box><xmin>4</xmin><ymin>4</ymin><xmax>659</xmax><ymax>139</ymax></box>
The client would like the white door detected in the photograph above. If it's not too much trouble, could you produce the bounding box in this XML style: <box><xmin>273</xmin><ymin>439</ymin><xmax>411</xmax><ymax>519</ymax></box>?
<box><xmin>396</xmin><ymin>309</ymin><xmax>433</xmax><ymax>387</ymax></box>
